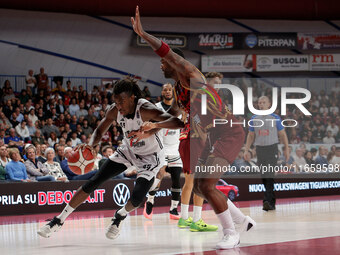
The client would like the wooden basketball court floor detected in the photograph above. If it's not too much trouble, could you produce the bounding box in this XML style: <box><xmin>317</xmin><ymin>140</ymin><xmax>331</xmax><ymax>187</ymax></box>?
<box><xmin>1</xmin><ymin>195</ymin><xmax>340</xmax><ymax>255</ymax></box>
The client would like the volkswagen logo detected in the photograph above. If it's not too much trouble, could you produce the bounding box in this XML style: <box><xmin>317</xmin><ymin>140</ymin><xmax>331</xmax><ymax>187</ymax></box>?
<box><xmin>113</xmin><ymin>183</ymin><xmax>130</xmax><ymax>206</ymax></box>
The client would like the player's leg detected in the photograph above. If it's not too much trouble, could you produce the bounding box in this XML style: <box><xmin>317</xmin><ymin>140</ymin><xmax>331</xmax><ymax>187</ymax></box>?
<box><xmin>194</xmin><ymin>156</ymin><xmax>239</xmax><ymax>249</ymax></box>
<box><xmin>106</xmin><ymin>176</ymin><xmax>155</xmax><ymax>239</ymax></box>
<box><xmin>177</xmin><ymin>172</ymin><xmax>194</xmax><ymax>227</ymax></box>
<box><xmin>37</xmin><ymin>159</ymin><xmax>127</xmax><ymax>238</ymax></box>
<box><xmin>168</xmin><ymin>166</ymin><xmax>182</xmax><ymax>219</ymax></box>
<box><xmin>143</xmin><ymin>165</ymin><xmax>166</xmax><ymax>219</ymax></box>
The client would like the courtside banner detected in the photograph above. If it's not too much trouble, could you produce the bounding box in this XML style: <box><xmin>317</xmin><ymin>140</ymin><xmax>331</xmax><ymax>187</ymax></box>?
<box><xmin>1</xmin><ymin>176</ymin><xmax>339</xmax><ymax>216</ymax></box>
<box><xmin>298</xmin><ymin>33</ymin><xmax>340</xmax><ymax>50</ymax></box>
<box><xmin>309</xmin><ymin>54</ymin><xmax>340</xmax><ymax>71</ymax></box>
<box><xmin>256</xmin><ymin>55</ymin><xmax>309</xmax><ymax>72</ymax></box>
<box><xmin>132</xmin><ymin>32</ymin><xmax>298</xmax><ymax>50</ymax></box>
<box><xmin>201</xmin><ymin>55</ymin><xmax>254</xmax><ymax>72</ymax></box>
<box><xmin>131</xmin><ymin>32</ymin><xmax>188</xmax><ymax>48</ymax></box>
<box><xmin>241</xmin><ymin>33</ymin><xmax>297</xmax><ymax>49</ymax></box>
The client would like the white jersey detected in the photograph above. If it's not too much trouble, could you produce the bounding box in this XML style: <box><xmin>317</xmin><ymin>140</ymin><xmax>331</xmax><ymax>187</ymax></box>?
<box><xmin>110</xmin><ymin>98</ymin><xmax>165</xmax><ymax>180</ymax></box>
<box><xmin>155</xmin><ymin>101</ymin><xmax>182</xmax><ymax>167</ymax></box>
<box><xmin>117</xmin><ymin>99</ymin><xmax>163</xmax><ymax>155</ymax></box>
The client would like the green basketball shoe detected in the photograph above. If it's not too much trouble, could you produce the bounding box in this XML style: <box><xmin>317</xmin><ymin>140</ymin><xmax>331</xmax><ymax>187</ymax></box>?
<box><xmin>177</xmin><ymin>217</ymin><xmax>193</xmax><ymax>228</ymax></box>
<box><xmin>189</xmin><ymin>219</ymin><xmax>218</xmax><ymax>232</ymax></box>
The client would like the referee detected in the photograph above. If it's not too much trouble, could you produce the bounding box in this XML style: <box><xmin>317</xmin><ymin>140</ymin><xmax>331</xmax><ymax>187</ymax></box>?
<box><xmin>245</xmin><ymin>96</ymin><xmax>289</xmax><ymax>211</ymax></box>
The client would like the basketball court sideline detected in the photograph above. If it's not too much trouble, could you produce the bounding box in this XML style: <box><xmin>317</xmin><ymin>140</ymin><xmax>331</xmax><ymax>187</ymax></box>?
<box><xmin>1</xmin><ymin>195</ymin><xmax>340</xmax><ymax>255</ymax></box>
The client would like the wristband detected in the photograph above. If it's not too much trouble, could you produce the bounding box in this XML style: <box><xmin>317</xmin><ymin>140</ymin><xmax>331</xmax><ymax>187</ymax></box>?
<box><xmin>155</xmin><ymin>41</ymin><xmax>170</xmax><ymax>58</ymax></box>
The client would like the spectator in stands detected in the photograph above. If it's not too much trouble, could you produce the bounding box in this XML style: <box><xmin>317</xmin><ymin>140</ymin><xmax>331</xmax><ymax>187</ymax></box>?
<box><xmin>84</xmin><ymin>108</ymin><xmax>97</xmax><ymax>127</ymax></box>
<box><xmin>19</xmin><ymin>89</ymin><xmax>30</xmax><ymax>104</ymax></box>
<box><xmin>3</xmin><ymin>87</ymin><xmax>16</xmax><ymax>102</ymax></box>
<box><xmin>44</xmin><ymin>148</ymin><xmax>68</xmax><ymax>182</ymax></box>
<box><xmin>6</xmin><ymin>148</ymin><xmax>32</xmax><ymax>182</ymax></box>
<box><xmin>293</xmin><ymin>148</ymin><xmax>307</xmax><ymax>172</ymax></box>
<box><xmin>41</xmin><ymin>118</ymin><xmax>59</xmax><ymax>138</ymax></box>
<box><xmin>37</xmin><ymin>67</ymin><xmax>48</xmax><ymax>91</ymax></box>
<box><xmin>98</xmin><ymin>145</ymin><xmax>114</xmax><ymax>169</ymax></box>
<box><xmin>69</xmin><ymin>115</ymin><xmax>78</xmax><ymax>132</ymax></box>
<box><xmin>75</xmin><ymin>124</ymin><xmax>84</xmax><ymax>138</ymax></box>
<box><xmin>70</xmin><ymin>132</ymin><xmax>81</xmax><ymax>147</ymax></box>
<box><xmin>327</xmin><ymin>152</ymin><xmax>335</xmax><ymax>167</ymax></box>
<box><xmin>4</xmin><ymin>128</ymin><xmax>24</xmax><ymax>149</ymax></box>
<box><xmin>75</xmin><ymin>101</ymin><xmax>88</xmax><ymax>119</ymax></box>
<box><xmin>304</xmin><ymin>151</ymin><xmax>315</xmax><ymax>166</ymax></box>
<box><xmin>38</xmin><ymin>144</ymin><xmax>48</xmax><ymax>163</ymax></box>
<box><xmin>24</xmin><ymin>144</ymin><xmax>55</xmax><ymax>182</ymax></box>
<box><xmin>0</xmin><ymin>111</ymin><xmax>12</xmax><ymax>130</ymax></box>
<box><xmin>330</xmin><ymin>101</ymin><xmax>339</xmax><ymax>115</ymax></box>
<box><xmin>81</xmin><ymin>119</ymin><xmax>93</xmax><ymax>137</ymax></box>
<box><xmin>47</xmin><ymin>132</ymin><xmax>59</xmax><ymax>147</ymax></box>
<box><xmin>31</xmin><ymin>130</ymin><xmax>45</xmax><ymax>145</ymax></box>
<box><xmin>323</xmin><ymin>130</ymin><xmax>335</xmax><ymax>144</ymax></box>
<box><xmin>312</xmin><ymin>125</ymin><xmax>325</xmax><ymax>144</ymax></box>
<box><xmin>26</xmin><ymin>69</ymin><xmax>36</xmax><ymax>94</ymax></box>
<box><xmin>0</xmin><ymin>129</ymin><xmax>5</xmax><ymax>144</ymax></box>
<box><xmin>69</xmin><ymin>98</ymin><xmax>80</xmax><ymax>116</ymax></box>
<box><xmin>14</xmin><ymin>107</ymin><xmax>24</xmax><ymax>123</ymax></box>
<box><xmin>56</xmin><ymin>99</ymin><xmax>65</xmax><ymax>114</ymax></box>
<box><xmin>326</xmin><ymin>121</ymin><xmax>339</xmax><ymax>137</ymax></box>
<box><xmin>329</xmin><ymin>147</ymin><xmax>340</xmax><ymax>167</ymax></box>
<box><xmin>37</xmin><ymin>108</ymin><xmax>46</xmax><ymax>121</ymax></box>
<box><xmin>15</xmin><ymin>121</ymin><xmax>30</xmax><ymax>142</ymax></box>
<box><xmin>26</xmin><ymin>119</ymin><xmax>36</xmax><ymax>137</ymax></box>
<box><xmin>54</xmin><ymin>144</ymin><xmax>65</xmax><ymax>164</ymax></box>
<box><xmin>66</xmin><ymin>80</ymin><xmax>72</xmax><ymax>91</ymax></box>
<box><xmin>28</xmin><ymin>109</ymin><xmax>38</xmax><ymax>125</ymax></box>
<box><xmin>142</xmin><ymin>85</ymin><xmax>151</xmax><ymax>98</ymax></box>
<box><xmin>60</xmin><ymin>147</ymin><xmax>98</xmax><ymax>180</ymax></box>
<box><xmin>0</xmin><ymin>145</ymin><xmax>10</xmax><ymax>180</ymax></box>
<box><xmin>315</xmin><ymin>146</ymin><xmax>328</xmax><ymax>167</ymax></box>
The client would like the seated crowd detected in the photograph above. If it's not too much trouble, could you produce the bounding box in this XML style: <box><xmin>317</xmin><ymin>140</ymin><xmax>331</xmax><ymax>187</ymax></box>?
<box><xmin>0</xmin><ymin>70</ymin><xmax>339</xmax><ymax>180</ymax></box>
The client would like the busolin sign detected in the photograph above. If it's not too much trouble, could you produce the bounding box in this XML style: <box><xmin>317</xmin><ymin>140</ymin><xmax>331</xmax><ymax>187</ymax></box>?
<box><xmin>200</xmin><ymin>84</ymin><xmax>311</xmax><ymax>127</ymax></box>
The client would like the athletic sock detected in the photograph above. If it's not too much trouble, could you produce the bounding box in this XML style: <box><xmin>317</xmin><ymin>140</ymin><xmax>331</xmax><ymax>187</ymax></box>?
<box><xmin>57</xmin><ymin>204</ymin><xmax>75</xmax><ymax>223</ymax></box>
<box><xmin>170</xmin><ymin>200</ymin><xmax>179</xmax><ymax>211</ymax></box>
<box><xmin>216</xmin><ymin>209</ymin><xmax>236</xmax><ymax>235</ymax></box>
<box><xmin>227</xmin><ymin>199</ymin><xmax>246</xmax><ymax>224</ymax></box>
<box><xmin>181</xmin><ymin>204</ymin><xmax>189</xmax><ymax>219</ymax></box>
<box><xmin>193</xmin><ymin>206</ymin><xmax>202</xmax><ymax>222</ymax></box>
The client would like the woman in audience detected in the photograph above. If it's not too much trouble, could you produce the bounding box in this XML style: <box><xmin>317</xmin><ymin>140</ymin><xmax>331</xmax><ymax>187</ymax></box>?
<box><xmin>24</xmin><ymin>144</ymin><xmax>55</xmax><ymax>181</ymax></box>
<box><xmin>48</xmin><ymin>132</ymin><xmax>59</xmax><ymax>147</ymax></box>
<box><xmin>43</xmin><ymin>148</ymin><xmax>68</xmax><ymax>182</ymax></box>
<box><xmin>6</xmin><ymin>148</ymin><xmax>32</xmax><ymax>182</ymax></box>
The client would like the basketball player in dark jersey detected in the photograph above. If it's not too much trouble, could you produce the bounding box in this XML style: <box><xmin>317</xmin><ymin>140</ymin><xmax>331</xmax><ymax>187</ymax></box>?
<box><xmin>132</xmin><ymin>6</ymin><xmax>256</xmax><ymax>249</ymax></box>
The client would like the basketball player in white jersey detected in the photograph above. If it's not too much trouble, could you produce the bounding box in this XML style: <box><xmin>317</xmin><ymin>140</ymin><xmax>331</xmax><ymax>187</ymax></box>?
<box><xmin>143</xmin><ymin>83</ymin><xmax>183</xmax><ymax>220</ymax></box>
<box><xmin>37</xmin><ymin>78</ymin><xmax>184</xmax><ymax>239</ymax></box>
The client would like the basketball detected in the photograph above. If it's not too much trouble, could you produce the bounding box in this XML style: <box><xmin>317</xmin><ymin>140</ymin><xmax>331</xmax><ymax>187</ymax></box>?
<box><xmin>67</xmin><ymin>145</ymin><xmax>95</xmax><ymax>175</ymax></box>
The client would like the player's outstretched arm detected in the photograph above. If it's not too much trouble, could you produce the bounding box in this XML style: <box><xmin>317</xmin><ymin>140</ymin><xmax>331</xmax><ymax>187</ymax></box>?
<box><xmin>88</xmin><ymin>104</ymin><xmax>117</xmax><ymax>147</ymax></box>
<box><xmin>131</xmin><ymin>6</ymin><xmax>199</xmax><ymax>81</ymax></box>
<box><xmin>140</xmin><ymin>102</ymin><xmax>184</xmax><ymax>131</ymax></box>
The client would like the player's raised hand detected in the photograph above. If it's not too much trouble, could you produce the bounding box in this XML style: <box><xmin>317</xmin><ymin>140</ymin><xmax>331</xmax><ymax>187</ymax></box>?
<box><xmin>131</xmin><ymin>6</ymin><xmax>145</xmax><ymax>37</ymax></box>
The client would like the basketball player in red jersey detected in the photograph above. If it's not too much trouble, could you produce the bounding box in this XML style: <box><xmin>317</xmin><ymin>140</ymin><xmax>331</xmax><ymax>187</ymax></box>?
<box><xmin>132</xmin><ymin>6</ymin><xmax>256</xmax><ymax>249</ymax></box>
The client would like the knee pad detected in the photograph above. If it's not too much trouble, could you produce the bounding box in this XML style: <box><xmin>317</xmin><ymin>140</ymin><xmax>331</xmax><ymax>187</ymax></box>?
<box><xmin>131</xmin><ymin>177</ymin><xmax>155</xmax><ymax>207</ymax></box>
<box><xmin>169</xmin><ymin>167</ymin><xmax>182</xmax><ymax>189</ymax></box>
<box><xmin>82</xmin><ymin>179</ymin><xmax>99</xmax><ymax>194</ymax></box>
<box><xmin>130</xmin><ymin>194</ymin><xmax>144</xmax><ymax>207</ymax></box>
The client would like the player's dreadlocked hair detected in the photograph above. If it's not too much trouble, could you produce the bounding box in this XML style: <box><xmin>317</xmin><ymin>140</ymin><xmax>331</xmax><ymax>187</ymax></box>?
<box><xmin>113</xmin><ymin>77</ymin><xmax>143</xmax><ymax>99</ymax></box>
